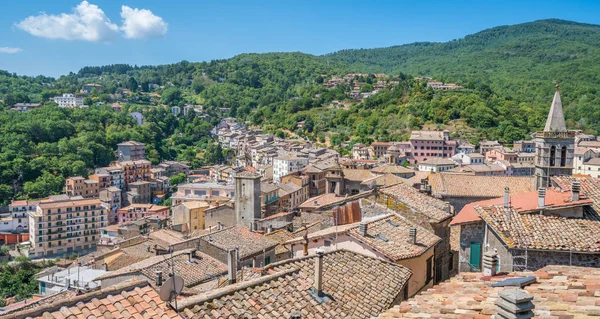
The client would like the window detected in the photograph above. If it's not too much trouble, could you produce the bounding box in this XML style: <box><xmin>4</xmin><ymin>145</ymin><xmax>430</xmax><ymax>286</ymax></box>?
<box><xmin>550</xmin><ymin>146</ymin><xmax>556</xmax><ymax>166</ymax></box>
<box><xmin>560</xmin><ymin>146</ymin><xmax>567</xmax><ymax>167</ymax></box>
<box><xmin>426</xmin><ymin>257</ymin><xmax>433</xmax><ymax>284</ymax></box>
<box><xmin>324</xmin><ymin>240</ymin><xmax>331</xmax><ymax>247</ymax></box>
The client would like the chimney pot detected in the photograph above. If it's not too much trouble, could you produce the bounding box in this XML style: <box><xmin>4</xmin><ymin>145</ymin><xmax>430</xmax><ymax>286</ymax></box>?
<box><xmin>409</xmin><ymin>227</ymin><xmax>417</xmax><ymax>245</ymax></box>
<box><xmin>482</xmin><ymin>250</ymin><xmax>499</xmax><ymax>276</ymax></box>
<box><xmin>358</xmin><ymin>222</ymin><xmax>368</xmax><ymax>237</ymax></box>
<box><xmin>155</xmin><ymin>271</ymin><xmax>163</xmax><ymax>286</ymax></box>
<box><xmin>537</xmin><ymin>188</ymin><xmax>546</xmax><ymax>209</ymax></box>
<box><xmin>314</xmin><ymin>249</ymin><xmax>324</xmax><ymax>296</ymax></box>
<box><xmin>571</xmin><ymin>180</ymin><xmax>580</xmax><ymax>202</ymax></box>
<box><xmin>495</xmin><ymin>289</ymin><xmax>534</xmax><ymax>319</ymax></box>
<box><xmin>227</xmin><ymin>249</ymin><xmax>238</xmax><ymax>284</ymax></box>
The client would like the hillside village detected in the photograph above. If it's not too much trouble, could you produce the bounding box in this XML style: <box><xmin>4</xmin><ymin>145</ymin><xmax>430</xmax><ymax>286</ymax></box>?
<box><xmin>0</xmin><ymin>80</ymin><xmax>599</xmax><ymax>318</ymax></box>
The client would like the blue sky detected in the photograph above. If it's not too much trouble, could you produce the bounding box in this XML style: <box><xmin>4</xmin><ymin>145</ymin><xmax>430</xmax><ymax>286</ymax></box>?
<box><xmin>1</xmin><ymin>0</ymin><xmax>600</xmax><ymax>77</ymax></box>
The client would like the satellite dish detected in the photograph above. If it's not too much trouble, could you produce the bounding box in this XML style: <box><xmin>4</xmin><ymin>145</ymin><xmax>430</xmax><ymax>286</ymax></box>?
<box><xmin>159</xmin><ymin>276</ymin><xmax>184</xmax><ymax>302</ymax></box>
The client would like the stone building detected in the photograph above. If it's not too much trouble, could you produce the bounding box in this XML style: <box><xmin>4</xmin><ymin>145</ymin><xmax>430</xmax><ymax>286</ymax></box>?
<box><xmin>377</xmin><ymin>182</ymin><xmax>454</xmax><ymax>284</ymax></box>
<box><xmin>234</xmin><ymin>171</ymin><xmax>262</xmax><ymax>229</ymax></box>
<box><xmin>534</xmin><ymin>84</ymin><xmax>574</xmax><ymax>188</ymax></box>
<box><xmin>452</xmin><ymin>177</ymin><xmax>600</xmax><ymax>272</ymax></box>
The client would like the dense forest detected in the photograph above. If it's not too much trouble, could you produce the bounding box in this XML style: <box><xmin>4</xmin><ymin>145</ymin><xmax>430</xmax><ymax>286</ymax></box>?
<box><xmin>0</xmin><ymin>104</ymin><xmax>220</xmax><ymax>203</ymax></box>
<box><xmin>1</xmin><ymin>19</ymin><xmax>600</xmax><ymax>202</ymax></box>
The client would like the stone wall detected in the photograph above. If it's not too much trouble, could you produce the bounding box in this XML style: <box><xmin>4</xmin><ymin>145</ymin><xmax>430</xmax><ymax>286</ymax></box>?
<box><xmin>457</xmin><ymin>221</ymin><xmax>485</xmax><ymax>273</ymax></box>
<box><xmin>443</xmin><ymin>196</ymin><xmax>493</xmax><ymax>214</ymax></box>
<box><xmin>486</xmin><ymin>227</ymin><xmax>514</xmax><ymax>273</ymax></box>
<box><xmin>204</xmin><ymin>205</ymin><xmax>236</xmax><ymax>229</ymax></box>
<box><xmin>512</xmin><ymin>250</ymin><xmax>600</xmax><ymax>271</ymax></box>
<box><xmin>433</xmin><ymin>219</ymin><xmax>452</xmax><ymax>283</ymax></box>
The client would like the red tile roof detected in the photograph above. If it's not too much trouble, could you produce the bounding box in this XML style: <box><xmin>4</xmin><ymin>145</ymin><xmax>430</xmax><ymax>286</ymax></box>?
<box><xmin>451</xmin><ymin>188</ymin><xmax>593</xmax><ymax>226</ymax></box>
<box><xmin>377</xmin><ymin>265</ymin><xmax>600</xmax><ymax>318</ymax></box>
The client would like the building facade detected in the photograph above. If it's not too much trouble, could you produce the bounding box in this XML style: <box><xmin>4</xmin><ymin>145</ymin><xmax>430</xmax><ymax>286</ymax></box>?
<box><xmin>51</xmin><ymin>94</ymin><xmax>84</xmax><ymax>107</ymax></box>
<box><xmin>29</xmin><ymin>198</ymin><xmax>107</xmax><ymax>257</ymax></box>
<box><xmin>273</xmin><ymin>155</ymin><xmax>309</xmax><ymax>182</ymax></box>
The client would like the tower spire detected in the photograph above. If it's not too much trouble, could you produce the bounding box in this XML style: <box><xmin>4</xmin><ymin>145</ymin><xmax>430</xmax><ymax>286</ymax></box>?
<box><xmin>543</xmin><ymin>81</ymin><xmax>566</xmax><ymax>132</ymax></box>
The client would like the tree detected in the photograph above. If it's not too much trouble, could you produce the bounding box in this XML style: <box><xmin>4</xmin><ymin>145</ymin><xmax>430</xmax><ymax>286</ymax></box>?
<box><xmin>0</xmin><ymin>184</ymin><xmax>13</xmax><ymax>204</ymax></box>
<box><xmin>23</xmin><ymin>172</ymin><xmax>64</xmax><ymax>199</ymax></box>
<box><xmin>126</xmin><ymin>77</ymin><xmax>138</xmax><ymax>92</ymax></box>
<box><xmin>204</xmin><ymin>143</ymin><xmax>224</xmax><ymax>165</ymax></box>
<box><xmin>169</xmin><ymin>173</ymin><xmax>186</xmax><ymax>185</ymax></box>
<box><xmin>161</xmin><ymin>87</ymin><xmax>182</xmax><ymax>105</ymax></box>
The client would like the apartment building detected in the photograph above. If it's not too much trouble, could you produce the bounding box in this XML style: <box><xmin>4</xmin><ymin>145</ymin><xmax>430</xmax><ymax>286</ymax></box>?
<box><xmin>117</xmin><ymin>204</ymin><xmax>169</xmax><ymax>224</ymax></box>
<box><xmin>273</xmin><ymin>154</ymin><xmax>309</xmax><ymax>182</ymax></box>
<box><xmin>171</xmin><ymin>182</ymin><xmax>235</xmax><ymax>205</ymax></box>
<box><xmin>88</xmin><ymin>173</ymin><xmax>110</xmax><ymax>190</ymax></box>
<box><xmin>6</xmin><ymin>200</ymin><xmax>38</xmax><ymax>234</ymax></box>
<box><xmin>115</xmin><ymin>160</ymin><xmax>151</xmax><ymax>187</ymax></box>
<box><xmin>409</xmin><ymin>130</ymin><xmax>457</xmax><ymax>163</ymax></box>
<box><xmin>65</xmin><ymin>177</ymin><xmax>99</xmax><ymax>198</ymax></box>
<box><xmin>95</xmin><ymin>167</ymin><xmax>125</xmax><ymax>190</ymax></box>
<box><xmin>51</xmin><ymin>93</ymin><xmax>84</xmax><ymax>107</ymax></box>
<box><xmin>116</xmin><ymin>141</ymin><xmax>146</xmax><ymax>161</ymax></box>
<box><xmin>29</xmin><ymin>197</ymin><xmax>107</xmax><ymax>257</ymax></box>
<box><xmin>99</xmin><ymin>186</ymin><xmax>122</xmax><ymax>224</ymax></box>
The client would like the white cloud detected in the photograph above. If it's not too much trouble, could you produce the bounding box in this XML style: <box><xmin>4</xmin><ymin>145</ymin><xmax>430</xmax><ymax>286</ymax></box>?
<box><xmin>15</xmin><ymin>1</ymin><xmax>119</xmax><ymax>42</ymax></box>
<box><xmin>0</xmin><ymin>47</ymin><xmax>22</xmax><ymax>54</ymax></box>
<box><xmin>120</xmin><ymin>5</ymin><xmax>168</xmax><ymax>39</ymax></box>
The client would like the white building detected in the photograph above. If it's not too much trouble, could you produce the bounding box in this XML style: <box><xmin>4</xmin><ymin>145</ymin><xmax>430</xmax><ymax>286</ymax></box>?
<box><xmin>37</xmin><ymin>266</ymin><xmax>107</xmax><ymax>296</ymax></box>
<box><xmin>273</xmin><ymin>154</ymin><xmax>309</xmax><ymax>182</ymax></box>
<box><xmin>418</xmin><ymin>158</ymin><xmax>457</xmax><ymax>173</ymax></box>
<box><xmin>51</xmin><ymin>94</ymin><xmax>84</xmax><ymax>107</ymax></box>
<box><xmin>4</xmin><ymin>200</ymin><xmax>38</xmax><ymax>234</ymax></box>
<box><xmin>130</xmin><ymin>112</ymin><xmax>143</xmax><ymax>126</ymax></box>
<box><xmin>451</xmin><ymin>152</ymin><xmax>485</xmax><ymax>165</ymax></box>
<box><xmin>573</xmin><ymin>147</ymin><xmax>600</xmax><ymax>175</ymax></box>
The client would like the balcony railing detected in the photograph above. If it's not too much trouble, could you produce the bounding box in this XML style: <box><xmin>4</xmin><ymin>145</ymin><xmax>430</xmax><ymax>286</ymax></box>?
<box><xmin>535</xmin><ymin>131</ymin><xmax>575</xmax><ymax>139</ymax></box>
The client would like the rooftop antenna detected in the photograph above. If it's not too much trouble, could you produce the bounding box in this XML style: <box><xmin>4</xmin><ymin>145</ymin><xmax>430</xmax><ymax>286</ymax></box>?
<box><xmin>159</xmin><ymin>246</ymin><xmax>184</xmax><ymax>312</ymax></box>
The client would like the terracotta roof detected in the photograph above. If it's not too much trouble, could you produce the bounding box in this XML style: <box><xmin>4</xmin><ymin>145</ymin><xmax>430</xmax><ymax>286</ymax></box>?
<box><xmin>477</xmin><ymin>204</ymin><xmax>600</xmax><ymax>252</ymax></box>
<box><xmin>381</xmin><ymin>182</ymin><xmax>452</xmax><ymax>223</ymax></box>
<box><xmin>38</xmin><ymin>198</ymin><xmax>102</xmax><ymax>210</ymax></box>
<box><xmin>264</xmin><ymin>229</ymin><xmax>294</xmax><ymax>255</ymax></box>
<box><xmin>347</xmin><ymin>215</ymin><xmax>441</xmax><ymax>261</ymax></box>
<box><xmin>420</xmin><ymin>158</ymin><xmax>456</xmax><ymax>166</ymax></box>
<box><xmin>371</xmin><ymin>165</ymin><xmax>414</xmax><ymax>175</ymax></box>
<box><xmin>149</xmin><ymin>229</ymin><xmax>186</xmax><ymax>247</ymax></box>
<box><xmin>342</xmin><ymin>169</ymin><xmax>375</xmax><ymax>182</ymax></box>
<box><xmin>5</xmin><ymin>280</ymin><xmax>180</xmax><ymax>319</ymax></box>
<box><xmin>429</xmin><ymin>173</ymin><xmax>536</xmax><ymax>198</ymax></box>
<box><xmin>377</xmin><ymin>265</ymin><xmax>600</xmax><ymax>318</ymax></box>
<box><xmin>97</xmin><ymin>249</ymin><xmax>227</xmax><ymax>287</ymax></box>
<box><xmin>179</xmin><ymin>250</ymin><xmax>411</xmax><ymax>319</ymax></box>
<box><xmin>451</xmin><ymin>188</ymin><xmax>593</xmax><ymax>226</ymax></box>
<box><xmin>199</xmin><ymin>225</ymin><xmax>279</xmax><ymax>259</ymax></box>
<box><xmin>361</xmin><ymin>173</ymin><xmax>404</xmax><ymax>187</ymax></box>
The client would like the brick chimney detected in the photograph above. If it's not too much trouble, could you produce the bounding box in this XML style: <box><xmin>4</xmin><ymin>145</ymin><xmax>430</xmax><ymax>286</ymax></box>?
<box><xmin>314</xmin><ymin>249</ymin><xmax>324</xmax><ymax>297</ymax></box>
<box><xmin>482</xmin><ymin>250</ymin><xmax>498</xmax><ymax>276</ymax></box>
<box><xmin>409</xmin><ymin>227</ymin><xmax>417</xmax><ymax>245</ymax></box>
<box><xmin>571</xmin><ymin>180</ymin><xmax>580</xmax><ymax>201</ymax></box>
<box><xmin>227</xmin><ymin>249</ymin><xmax>238</xmax><ymax>284</ymax></box>
<box><xmin>537</xmin><ymin>188</ymin><xmax>546</xmax><ymax>209</ymax></box>
<box><xmin>495</xmin><ymin>289</ymin><xmax>534</xmax><ymax>319</ymax></box>
<box><xmin>358</xmin><ymin>222</ymin><xmax>368</xmax><ymax>237</ymax></box>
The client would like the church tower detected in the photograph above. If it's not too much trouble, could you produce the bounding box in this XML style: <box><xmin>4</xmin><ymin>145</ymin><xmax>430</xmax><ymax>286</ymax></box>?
<box><xmin>534</xmin><ymin>82</ymin><xmax>574</xmax><ymax>189</ymax></box>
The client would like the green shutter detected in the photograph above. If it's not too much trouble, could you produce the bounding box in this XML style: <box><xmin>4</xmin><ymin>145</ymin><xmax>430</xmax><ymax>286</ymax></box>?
<box><xmin>469</xmin><ymin>242</ymin><xmax>481</xmax><ymax>268</ymax></box>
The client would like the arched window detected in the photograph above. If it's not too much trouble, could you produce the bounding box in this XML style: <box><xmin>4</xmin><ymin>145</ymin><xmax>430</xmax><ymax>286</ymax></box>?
<box><xmin>550</xmin><ymin>146</ymin><xmax>556</xmax><ymax>166</ymax></box>
<box><xmin>560</xmin><ymin>146</ymin><xmax>567</xmax><ymax>167</ymax></box>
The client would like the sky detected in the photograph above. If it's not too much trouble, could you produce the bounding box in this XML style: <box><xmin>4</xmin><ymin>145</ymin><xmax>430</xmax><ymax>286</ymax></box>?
<box><xmin>1</xmin><ymin>0</ymin><xmax>600</xmax><ymax>77</ymax></box>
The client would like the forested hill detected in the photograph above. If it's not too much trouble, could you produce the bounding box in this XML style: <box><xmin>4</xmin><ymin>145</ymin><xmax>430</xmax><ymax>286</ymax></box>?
<box><xmin>326</xmin><ymin>19</ymin><xmax>600</xmax><ymax>104</ymax></box>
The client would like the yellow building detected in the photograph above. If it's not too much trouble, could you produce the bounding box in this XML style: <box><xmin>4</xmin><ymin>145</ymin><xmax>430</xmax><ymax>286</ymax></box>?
<box><xmin>171</xmin><ymin>201</ymin><xmax>209</xmax><ymax>233</ymax></box>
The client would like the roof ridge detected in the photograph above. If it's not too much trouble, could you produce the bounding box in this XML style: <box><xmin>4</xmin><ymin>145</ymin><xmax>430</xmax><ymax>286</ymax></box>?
<box><xmin>4</xmin><ymin>279</ymin><xmax>150</xmax><ymax>319</ymax></box>
<box><xmin>177</xmin><ymin>267</ymin><xmax>301</xmax><ymax>311</ymax></box>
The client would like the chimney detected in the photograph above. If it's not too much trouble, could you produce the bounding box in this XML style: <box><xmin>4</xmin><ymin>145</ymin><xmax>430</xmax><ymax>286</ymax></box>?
<box><xmin>537</xmin><ymin>188</ymin><xmax>546</xmax><ymax>209</ymax></box>
<box><xmin>290</xmin><ymin>313</ymin><xmax>302</xmax><ymax>319</ymax></box>
<box><xmin>267</xmin><ymin>225</ymin><xmax>273</xmax><ymax>233</ymax></box>
<box><xmin>227</xmin><ymin>249</ymin><xmax>238</xmax><ymax>284</ymax></box>
<box><xmin>482</xmin><ymin>250</ymin><xmax>498</xmax><ymax>276</ymax></box>
<box><xmin>420</xmin><ymin>178</ymin><xmax>428</xmax><ymax>192</ymax></box>
<box><xmin>103</xmin><ymin>263</ymin><xmax>108</xmax><ymax>271</ymax></box>
<box><xmin>358</xmin><ymin>222</ymin><xmax>368</xmax><ymax>237</ymax></box>
<box><xmin>155</xmin><ymin>271</ymin><xmax>162</xmax><ymax>286</ymax></box>
<box><xmin>314</xmin><ymin>249</ymin><xmax>324</xmax><ymax>296</ymax></box>
<box><xmin>504</xmin><ymin>187</ymin><xmax>510</xmax><ymax>208</ymax></box>
<box><xmin>187</xmin><ymin>251</ymin><xmax>193</xmax><ymax>262</ymax></box>
<box><xmin>409</xmin><ymin>227</ymin><xmax>417</xmax><ymax>245</ymax></box>
<box><xmin>217</xmin><ymin>221</ymin><xmax>223</xmax><ymax>230</ymax></box>
<box><xmin>571</xmin><ymin>180</ymin><xmax>580</xmax><ymax>201</ymax></box>
<box><xmin>495</xmin><ymin>289</ymin><xmax>534</xmax><ymax>319</ymax></box>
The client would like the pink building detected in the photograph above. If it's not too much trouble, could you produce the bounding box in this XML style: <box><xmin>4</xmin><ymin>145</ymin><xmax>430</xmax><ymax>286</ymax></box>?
<box><xmin>117</xmin><ymin>204</ymin><xmax>169</xmax><ymax>224</ymax></box>
<box><xmin>409</xmin><ymin>130</ymin><xmax>457</xmax><ymax>163</ymax></box>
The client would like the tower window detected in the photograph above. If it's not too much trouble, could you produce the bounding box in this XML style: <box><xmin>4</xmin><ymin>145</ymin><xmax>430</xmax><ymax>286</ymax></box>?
<box><xmin>560</xmin><ymin>146</ymin><xmax>567</xmax><ymax>167</ymax></box>
<box><xmin>550</xmin><ymin>146</ymin><xmax>556</xmax><ymax>166</ymax></box>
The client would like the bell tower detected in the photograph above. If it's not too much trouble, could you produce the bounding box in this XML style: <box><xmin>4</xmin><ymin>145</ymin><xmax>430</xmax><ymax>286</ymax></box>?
<box><xmin>534</xmin><ymin>82</ymin><xmax>574</xmax><ymax>189</ymax></box>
